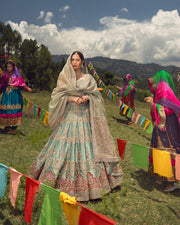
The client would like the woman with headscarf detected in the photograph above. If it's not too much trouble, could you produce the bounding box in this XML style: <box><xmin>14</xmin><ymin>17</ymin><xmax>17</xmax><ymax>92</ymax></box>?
<box><xmin>145</xmin><ymin>70</ymin><xmax>180</xmax><ymax>192</ymax></box>
<box><xmin>0</xmin><ymin>60</ymin><xmax>31</xmax><ymax>134</ymax></box>
<box><xmin>115</xmin><ymin>74</ymin><xmax>136</xmax><ymax>124</ymax></box>
<box><xmin>29</xmin><ymin>51</ymin><xmax>123</xmax><ymax>201</ymax></box>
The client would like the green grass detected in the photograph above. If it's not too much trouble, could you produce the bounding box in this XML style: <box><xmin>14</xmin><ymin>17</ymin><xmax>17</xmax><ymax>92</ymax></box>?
<box><xmin>0</xmin><ymin>91</ymin><xmax>180</xmax><ymax>225</ymax></box>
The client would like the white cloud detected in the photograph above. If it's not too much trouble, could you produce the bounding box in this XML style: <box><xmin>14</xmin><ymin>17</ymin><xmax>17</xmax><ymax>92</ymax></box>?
<box><xmin>59</xmin><ymin>5</ymin><xmax>70</xmax><ymax>12</ymax></box>
<box><xmin>37</xmin><ymin>11</ymin><xmax>45</xmax><ymax>20</ymax></box>
<box><xmin>7</xmin><ymin>9</ymin><xmax>180</xmax><ymax>66</ymax></box>
<box><xmin>44</xmin><ymin>11</ymin><xmax>53</xmax><ymax>23</ymax></box>
<box><xmin>121</xmin><ymin>8</ymin><xmax>128</xmax><ymax>13</ymax></box>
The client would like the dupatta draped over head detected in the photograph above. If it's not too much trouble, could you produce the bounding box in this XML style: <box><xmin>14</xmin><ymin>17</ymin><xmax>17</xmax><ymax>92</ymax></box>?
<box><xmin>121</xmin><ymin>74</ymin><xmax>136</xmax><ymax>98</ymax></box>
<box><xmin>48</xmin><ymin>54</ymin><xmax>120</xmax><ymax>164</ymax></box>
<box><xmin>0</xmin><ymin>60</ymin><xmax>26</xmax><ymax>92</ymax></box>
<box><xmin>148</xmin><ymin>70</ymin><xmax>180</xmax><ymax>128</ymax></box>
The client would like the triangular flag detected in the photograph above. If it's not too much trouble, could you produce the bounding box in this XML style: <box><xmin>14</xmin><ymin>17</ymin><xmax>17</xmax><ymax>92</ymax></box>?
<box><xmin>23</xmin><ymin>97</ymin><xmax>27</xmax><ymax>107</ymax></box>
<box><xmin>26</xmin><ymin>99</ymin><xmax>30</xmax><ymax>108</ymax></box>
<box><xmin>143</xmin><ymin>119</ymin><xmax>151</xmax><ymax>131</ymax></box>
<box><xmin>33</xmin><ymin>104</ymin><xmax>37</xmax><ymax>115</ymax></box>
<box><xmin>43</xmin><ymin>111</ymin><xmax>49</xmax><ymax>125</ymax></box>
<box><xmin>117</xmin><ymin>139</ymin><xmax>126</xmax><ymax>160</ymax></box>
<box><xmin>152</xmin><ymin>148</ymin><xmax>173</xmax><ymax>178</ymax></box>
<box><xmin>60</xmin><ymin>192</ymin><xmax>80</xmax><ymax>225</ymax></box>
<box><xmin>40</xmin><ymin>109</ymin><xmax>46</xmax><ymax>121</ymax></box>
<box><xmin>132</xmin><ymin>144</ymin><xmax>149</xmax><ymax>168</ymax></box>
<box><xmin>0</xmin><ymin>163</ymin><xmax>9</xmax><ymax>198</ymax></box>
<box><xmin>126</xmin><ymin>108</ymin><xmax>133</xmax><ymax>119</ymax></box>
<box><xmin>29</xmin><ymin>102</ymin><xmax>34</xmax><ymax>113</ymax></box>
<box><xmin>38</xmin><ymin>107</ymin><xmax>41</xmax><ymax>117</ymax></box>
<box><xmin>123</xmin><ymin>105</ymin><xmax>129</xmax><ymax>115</ymax></box>
<box><xmin>175</xmin><ymin>154</ymin><xmax>180</xmax><ymax>181</ymax></box>
<box><xmin>38</xmin><ymin>184</ymin><xmax>62</xmax><ymax>225</ymax></box>
<box><xmin>139</xmin><ymin>116</ymin><xmax>146</xmax><ymax>127</ymax></box>
<box><xmin>24</xmin><ymin>176</ymin><xmax>40</xmax><ymax>224</ymax></box>
<box><xmin>131</xmin><ymin>111</ymin><xmax>136</xmax><ymax>121</ymax></box>
<box><xmin>146</xmin><ymin>122</ymin><xmax>153</xmax><ymax>134</ymax></box>
<box><xmin>9</xmin><ymin>167</ymin><xmax>22</xmax><ymax>208</ymax></box>
<box><xmin>77</xmin><ymin>203</ymin><xmax>117</xmax><ymax>225</ymax></box>
<box><xmin>134</xmin><ymin>113</ymin><xmax>141</xmax><ymax>124</ymax></box>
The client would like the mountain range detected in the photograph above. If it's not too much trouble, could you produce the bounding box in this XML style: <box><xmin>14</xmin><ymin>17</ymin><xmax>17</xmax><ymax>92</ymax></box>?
<box><xmin>52</xmin><ymin>55</ymin><xmax>180</xmax><ymax>78</ymax></box>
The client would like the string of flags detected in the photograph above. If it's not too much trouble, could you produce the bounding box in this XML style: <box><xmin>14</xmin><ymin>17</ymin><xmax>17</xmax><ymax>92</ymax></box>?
<box><xmin>23</xmin><ymin>96</ymin><xmax>49</xmax><ymax>126</ymax></box>
<box><xmin>117</xmin><ymin>138</ymin><xmax>180</xmax><ymax>180</ymax></box>
<box><xmin>0</xmin><ymin>163</ymin><xmax>117</xmax><ymax>225</ymax></box>
<box><xmin>88</xmin><ymin>62</ymin><xmax>153</xmax><ymax>134</ymax></box>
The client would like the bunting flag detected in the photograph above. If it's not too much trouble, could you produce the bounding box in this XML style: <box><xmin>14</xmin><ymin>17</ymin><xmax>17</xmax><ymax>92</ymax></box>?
<box><xmin>0</xmin><ymin>163</ymin><xmax>9</xmax><ymax>198</ymax></box>
<box><xmin>152</xmin><ymin>148</ymin><xmax>173</xmax><ymax>178</ymax></box>
<box><xmin>38</xmin><ymin>184</ymin><xmax>62</xmax><ymax>225</ymax></box>
<box><xmin>40</xmin><ymin>109</ymin><xmax>46</xmax><ymax>122</ymax></box>
<box><xmin>143</xmin><ymin>119</ymin><xmax>151</xmax><ymax>131</ymax></box>
<box><xmin>9</xmin><ymin>167</ymin><xmax>22</xmax><ymax>208</ymax></box>
<box><xmin>33</xmin><ymin>104</ymin><xmax>37</xmax><ymax>115</ymax></box>
<box><xmin>126</xmin><ymin>108</ymin><xmax>134</xmax><ymax>119</ymax></box>
<box><xmin>123</xmin><ymin>105</ymin><xmax>129</xmax><ymax>115</ymax></box>
<box><xmin>38</xmin><ymin>107</ymin><xmax>41</xmax><ymax>117</ymax></box>
<box><xmin>131</xmin><ymin>111</ymin><xmax>136</xmax><ymax>121</ymax></box>
<box><xmin>139</xmin><ymin>116</ymin><xmax>146</xmax><ymax>127</ymax></box>
<box><xmin>29</xmin><ymin>102</ymin><xmax>34</xmax><ymax>113</ymax></box>
<box><xmin>23</xmin><ymin>97</ymin><xmax>27</xmax><ymax>107</ymax></box>
<box><xmin>77</xmin><ymin>203</ymin><xmax>117</xmax><ymax>225</ymax></box>
<box><xmin>146</xmin><ymin>122</ymin><xmax>153</xmax><ymax>134</ymax></box>
<box><xmin>120</xmin><ymin>103</ymin><xmax>126</xmax><ymax>111</ymax></box>
<box><xmin>60</xmin><ymin>192</ymin><xmax>80</xmax><ymax>225</ymax></box>
<box><xmin>24</xmin><ymin>176</ymin><xmax>40</xmax><ymax>224</ymax></box>
<box><xmin>43</xmin><ymin>111</ymin><xmax>49</xmax><ymax>125</ymax></box>
<box><xmin>132</xmin><ymin>144</ymin><xmax>149</xmax><ymax>168</ymax></box>
<box><xmin>117</xmin><ymin>139</ymin><xmax>126</xmax><ymax>160</ymax></box>
<box><xmin>26</xmin><ymin>99</ymin><xmax>30</xmax><ymax>108</ymax></box>
<box><xmin>175</xmin><ymin>154</ymin><xmax>180</xmax><ymax>181</ymax></box>
<box><xmin>134</xmin><ymin>113</ymin><xmax>141</xmax><ymax>124</ymax></box>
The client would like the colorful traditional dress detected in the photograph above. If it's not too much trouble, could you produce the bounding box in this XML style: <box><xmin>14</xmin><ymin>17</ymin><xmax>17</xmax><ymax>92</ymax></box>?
<box><xmin>148</xmin><ymin>70</ymin><xmax>180</xmax><ymax>182</ymax></box>
<box><xmin>0</xmin><ymin>64</ymin><xmax>28</xmax><ymax>127</ymax></box>
<box><xmin>29</xmin><ymin>55</ymin><xmax>123</xmax><ymax>201</ymax></box>
<box><xmin>121</xmin><ymin>74</ymin><xmax>136</xmax><ymax>109</ymax></box>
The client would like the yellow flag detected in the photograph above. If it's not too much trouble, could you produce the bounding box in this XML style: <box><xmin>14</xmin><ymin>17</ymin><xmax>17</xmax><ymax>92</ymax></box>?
<box><xmin>143</xmin><ymin>119</ymin><xmax>151</xmax><ymax>131</ymax></box>
<box><xmin>60</xmin><ymin>192</ymin><xmax>80</xmax><ymax>225</ymax></box>
<box><xmin>26</xmin><ymin>99</ymin><xmax>30</xmax><ymax>108</ymax></box>
<box><xmin>123</xmin><ymin>105</ymin><xmax>129</xmax><ymax>115</ymax></box>
<box><xmin>43</xmin><ymin>111</ymin><xmax>49</xmax><ymax>125</ymax></box>
<box><xmin>153</xmin><ymin>148</ymin><xmax>173</xmax><ymax>178</ymax></box>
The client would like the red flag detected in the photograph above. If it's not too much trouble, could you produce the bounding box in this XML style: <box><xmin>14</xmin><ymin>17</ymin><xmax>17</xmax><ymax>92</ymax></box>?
<box><xmin>77</xmin><ymin>203</ymin><xmax>117</xmax><ymax>225</ymax></box>
<box><xmin>117</xmin><ymin>139</ymin><xmax>126</xmax><ymax>160</ymax></box>
<box><xmin>24</xmin><ymin>176</ymin><xmax>40</xmax><ymax>224</ymax></box>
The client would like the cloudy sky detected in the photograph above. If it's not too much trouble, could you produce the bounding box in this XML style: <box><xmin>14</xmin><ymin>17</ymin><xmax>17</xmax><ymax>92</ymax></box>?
<box><xmin>1</xmin><ymin>0</ymin><xmax>180</xmax><ymax>66</ymax></box>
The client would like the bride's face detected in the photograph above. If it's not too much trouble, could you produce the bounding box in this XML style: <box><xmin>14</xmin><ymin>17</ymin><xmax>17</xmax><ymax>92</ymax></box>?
<box><xmin>71</xmin><ymin>54</ymin><xmax>83</xmax><ymax>71</ymax></box>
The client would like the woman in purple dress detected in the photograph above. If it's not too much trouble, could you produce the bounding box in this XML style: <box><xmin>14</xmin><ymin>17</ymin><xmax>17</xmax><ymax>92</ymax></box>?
<box><xmin>145</xmin><ymin>70</ymin><xmax>180</xmax><ymax>192</ymax></box>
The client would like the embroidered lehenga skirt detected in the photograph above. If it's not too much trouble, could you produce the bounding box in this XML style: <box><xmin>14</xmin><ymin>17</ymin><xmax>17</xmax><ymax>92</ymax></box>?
<box><xmin>29</xmin><ymin>102</ymin><xmax>122</xmax><ymax>201</ymax></box>
<box><xmin>148</xmin><ymin>113</ymin><xmax>180</xmax><ymax>182</ymax></box>
<box><xmin>0</xmin><ymin>87</ymin><xmax>23</xmax><ymax>127</ymax></box>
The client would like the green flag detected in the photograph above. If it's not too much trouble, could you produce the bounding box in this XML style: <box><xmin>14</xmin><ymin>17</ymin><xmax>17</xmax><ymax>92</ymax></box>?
<box><xmin>132</xmin><ymin>143</ymin><xmax>149</xmax><ymax>168</ymax></box>
<box><xmin>146</xmin><ymin>122</ymin><xmax>153</xmax><ymax>134</ymax></box>
<box><xmin>38</xmin><ymin>184</ymin><xmax>62</xmax><ymax>225</ymax></box>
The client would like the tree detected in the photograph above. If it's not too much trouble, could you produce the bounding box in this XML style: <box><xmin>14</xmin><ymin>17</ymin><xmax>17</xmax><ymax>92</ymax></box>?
<box><xmin>103</xmin><ymin>71</ymin><xmax>114</xmax><ymax>85</ymax></box>
<box><xmin>19</xmin><ymin>39</ymin><xmax>39</xmax><ymax>86</ymax></box>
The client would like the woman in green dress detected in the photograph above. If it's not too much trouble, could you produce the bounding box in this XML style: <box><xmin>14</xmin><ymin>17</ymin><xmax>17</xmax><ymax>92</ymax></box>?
<box><xmin>29</xmin><ymin>51</ymin><xmax>123</xmax><ymax>201</ymax></box>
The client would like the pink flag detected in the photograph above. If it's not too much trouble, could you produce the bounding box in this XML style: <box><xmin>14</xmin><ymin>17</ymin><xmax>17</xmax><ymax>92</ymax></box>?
<box><xmin>9</xmin><ymin>167</ymin><xmax>22</xmax><ymax>208</ymax></box>
<box><xmin>175</xmin><ymin>154</ymin><xmax>180</xmax><ymax>181</ymax></box>
<box><xmin>135</xmin><ymin>113</ymin><xmax>141</xmax><ymax>124</ymax></box>
<box><xmin>24</xmin><ymin>176</ymin><xmax>40</xmax><ymax>224</ymax></box>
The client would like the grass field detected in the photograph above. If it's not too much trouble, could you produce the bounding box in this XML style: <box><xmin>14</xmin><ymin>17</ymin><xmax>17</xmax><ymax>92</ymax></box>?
<box><xmin>0</xmin><ymin>91</ymin><xmax>180</xmax><ymax>225</ymax></box>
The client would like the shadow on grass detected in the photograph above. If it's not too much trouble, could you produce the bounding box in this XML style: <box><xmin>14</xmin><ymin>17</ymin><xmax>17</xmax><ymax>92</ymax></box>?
<box><xmin>131</xmin><ymin>169</ymin><xmax>180</xmax><ymax>196</ymax></box>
